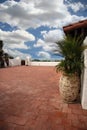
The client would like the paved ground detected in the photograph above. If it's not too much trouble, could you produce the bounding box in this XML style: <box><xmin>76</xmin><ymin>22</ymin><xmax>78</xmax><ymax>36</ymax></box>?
<box><xmin>0</xmin><ymin>66</ymin><xmax>87</xmax><ymax>130</ymax></box>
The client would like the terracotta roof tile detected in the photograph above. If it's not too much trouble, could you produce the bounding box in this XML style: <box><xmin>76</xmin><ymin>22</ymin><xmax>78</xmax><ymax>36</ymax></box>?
<box><xmin>63</xmin><ymin>19</ymin><xmax>87</xmax><ymax>33</ymax></box>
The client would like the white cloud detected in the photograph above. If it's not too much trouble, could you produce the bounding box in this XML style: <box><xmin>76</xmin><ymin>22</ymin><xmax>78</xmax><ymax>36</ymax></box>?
<box><xmin>62</xmin><ymin>15</ymin><xmax>86</xmax><ymax>27</ymax></box>
<box><xmin>0</xmin><ymin>0</ymin><xmax>85</xmax><ymax>29</ymax></box>
<box><xmin>4</xmin><ymin>48</ymin><xmax>31</xmax><ymax>59</ymax></box>
<box><xmin>0</xmin><ymin>0</ymin><xmax>87</xmax><ymax>59</ymax></box>
<box><xmin>43</xmin><ymin>29</ymin><xmax>64</xmax><ymax>42</ymax></box>
<box><xmin>34</xmin><ymin>39</ymin><xmax>44</xmax><ymax>48</ymax></box>
<box><xmin>34</xmin><ymin>29</ymin><xmax>64</xmax><ymax>52</ymax></box>
<box><xmin>0</xmin><ymin>29</ymin><xmax>35</xmax><ymax>49</ymax></box>
<box><xmin>41</xmin><ymin>31</ymin><xmax>47</xmax><ymax>35</ymax></box>
<box><xmin>67</xmin><ymin>2</ymin><xmax>84</xmax><ymax>12</ymax></box>
<box><xmin>37</xmin><ymin>51</ymin><xmax>51</xmax><ymax>59</ymax></box>
<box><xmin>4</xmin><ymin>43</ymin><xmax>30</xmax><ymax>50</ymax></box>
<box><xmin>0</xmin><ymin>28</ymin><xmax>35</xmax><ymax>59</ymax></box>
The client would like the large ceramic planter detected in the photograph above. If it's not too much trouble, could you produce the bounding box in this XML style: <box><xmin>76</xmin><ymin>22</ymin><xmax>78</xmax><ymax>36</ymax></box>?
<box><xmin>59</xmin><ymin>73</ymin><xmax>80</xmax><ymax>103</ymax></box>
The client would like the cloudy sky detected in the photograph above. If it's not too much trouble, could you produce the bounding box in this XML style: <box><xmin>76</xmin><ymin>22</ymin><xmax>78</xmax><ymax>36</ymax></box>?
<box><xmin>0</xmin><ymin>0</ymin><xmax>87</xmax><ymax>60</ymax></box>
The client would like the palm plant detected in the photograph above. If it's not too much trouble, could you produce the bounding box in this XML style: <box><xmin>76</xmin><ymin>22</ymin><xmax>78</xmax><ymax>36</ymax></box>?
<box><xmin>0</xmin><ymin>40</ymin><xmax>4</xmax><ymax>68</ymax></box>
<box><xmin>55</xmin><ymin>35</ymin><xmax>86</xmax><ymax>76</ymax></box>
<box><xmin>55</xmin><ymin>35</ymin><xmax>87</xmax><ymax>103</ymax></box>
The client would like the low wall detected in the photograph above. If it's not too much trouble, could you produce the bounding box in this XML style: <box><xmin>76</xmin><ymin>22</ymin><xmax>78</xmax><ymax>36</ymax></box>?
<box><xmin>30</xmin><ymin>62</ymin><xmax>59</xmax><ymax>66</ymax></box>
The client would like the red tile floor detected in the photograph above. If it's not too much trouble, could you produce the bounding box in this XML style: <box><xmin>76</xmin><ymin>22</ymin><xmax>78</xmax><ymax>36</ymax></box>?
<box><xmin>0</xmin><ymin>66</ymin><xmax>87</xmax><ymax>130</ymax></box>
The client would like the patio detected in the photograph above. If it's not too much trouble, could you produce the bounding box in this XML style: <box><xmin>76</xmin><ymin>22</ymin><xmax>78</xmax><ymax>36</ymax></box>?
<box><xmin>0</xmin><ymin>66</ymin><xmax>87</xmax><ymax>130</ymax></box>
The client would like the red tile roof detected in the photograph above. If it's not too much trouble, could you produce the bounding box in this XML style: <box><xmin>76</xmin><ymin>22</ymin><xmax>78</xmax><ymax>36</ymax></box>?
<box><xmin>63</xmin><ymin>19</ymin><xmax>87</xmax><ymax>33</ymax></box>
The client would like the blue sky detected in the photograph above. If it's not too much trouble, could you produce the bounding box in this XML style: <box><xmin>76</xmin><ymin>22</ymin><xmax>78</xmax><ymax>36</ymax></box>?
<box><xmin>0</xmin><ymin>0</ymin><xmax>87</xmax><ymax>60</ymax></box>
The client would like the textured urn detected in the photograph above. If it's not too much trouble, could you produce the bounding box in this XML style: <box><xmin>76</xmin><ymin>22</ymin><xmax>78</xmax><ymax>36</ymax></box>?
<box><xmin>59</xmin><ymin>74</ymin><xmax>80</xmax><ymax>103</ymax></box>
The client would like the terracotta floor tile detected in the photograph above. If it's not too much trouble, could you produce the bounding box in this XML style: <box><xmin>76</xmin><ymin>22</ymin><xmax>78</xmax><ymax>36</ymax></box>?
<box><xmin>0</xmin><ymin>66</ymin><xmax>87</xmax><ymax>130</ymax></box>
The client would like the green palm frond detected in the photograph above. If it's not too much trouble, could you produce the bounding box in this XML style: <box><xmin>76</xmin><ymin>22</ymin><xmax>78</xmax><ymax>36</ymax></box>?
<box><xmin>55</xmin><ymin>35</ymin><xmax>87</xmax><ymax>76</ymax></box>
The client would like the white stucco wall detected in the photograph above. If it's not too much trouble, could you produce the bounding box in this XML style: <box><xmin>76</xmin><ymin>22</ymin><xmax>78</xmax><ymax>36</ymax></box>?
<box><xmin>25</xmin><ymin>57</ymin><xmax>31</xmax><ymax>66</ymax></box>
<box><xmin>31</xmin><ymin>62</ymin><xmax>59</xmax><ymax>66</ymax></box>
<box><xmin>81</xmin><ymin>37</ymin><xmax>87</xmax><ymax>109</ymax></box>
<box><xmin>9</xmin><ymin>57</ymin><xmax>21</xmax><ymax>66</ymax></box>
